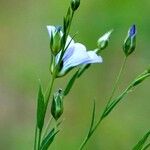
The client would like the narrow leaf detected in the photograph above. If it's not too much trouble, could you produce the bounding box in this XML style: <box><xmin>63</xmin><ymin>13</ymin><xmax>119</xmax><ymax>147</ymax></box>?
<box><xmin>102</xmin><ymin>68</ymin><xmax>150</xmax><ymax>119</ymax></box>
<box><xmin>40</xmin><ymin>128</ymin><xmax>59</xmax><ymax>150</ymax></box>
<box><xmin>132</xmin><ymin>131</ymin><xmax>150</xmax><ymax>150</ymax></box>
<box><xmin>77</xmin><ymin>64</ymin><xmax>90</xmax><ymax>78</ymax></box>
<box><xmin>142</xmin><ymin>142</ymin><xmax>150</xmax><ymax>150</ymax></box>
<box><xmin>102</xmin><ymin>87</ymin><xmax>131</xmax><ymax>118</ymax></box>
<box><xmin>37</xmin><ymin>83</ymin><xmax>45</xmax><ymax>130</ymax></box>
<box><xmin>88</xmin><ymin>100</ymin><xmax>96</xmax><ymax>135</ymax></box>
<box><xmin>64</xmin><ymin>70</ymin><xmax>79</xmax><ymax>96</ymax></box>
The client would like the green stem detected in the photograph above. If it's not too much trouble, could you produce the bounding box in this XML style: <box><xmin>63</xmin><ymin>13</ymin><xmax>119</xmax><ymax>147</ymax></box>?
<box><xmin>34</xmin><ymin>124</ymin><xmax>38</xmax><ymax>150</ymax></box>
<box><xmin>79</xmin><ymin>56</ymin><xmax>127</xmax><ymax>150</ymax></box>
<box><xmin>36</xmin><ymin>75</ymin><xmax>55</xmax><ymax>150</ymax></box>
<box><xmin>59</xmin><ymin>10</ymin><xmax>74</xmax><ymax>62</ymax></box>
<box><xmin>45</xmin><ymin>75</ymin><xmax>55</xmax><ymax>111</ymax></box>
<box><xmin>38</xmin><ymin>129</ymin><xmax>42</xmax><ymax>150</ymax></box>
<box><xmin>106</xmin><ymin>56</ymin><xmax>127</xmax><ymax>107</ymax></box>
<box><xmin>79</xmin><ymin>118</ymin><xmax>103</xmax><ymax>150</ymax></box>
<box><xmin>42</xmin><ymin>117</ymin><xmax>53</xmax><ymax>139</ymax></box>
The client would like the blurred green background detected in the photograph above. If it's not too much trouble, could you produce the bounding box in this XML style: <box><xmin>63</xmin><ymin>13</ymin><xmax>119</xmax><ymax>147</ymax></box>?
<box><xmin>0</xmin><ymin>0</ymin><xmax>150</xmax><ymax>149</ymax></box>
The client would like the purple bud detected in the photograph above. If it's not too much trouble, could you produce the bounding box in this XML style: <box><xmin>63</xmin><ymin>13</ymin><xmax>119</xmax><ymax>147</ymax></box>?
<box><xmin>129</xmin><ymin>25</ymin><xmax>136</xmax><ymax>38</ymax></box>
<box><xmin>123</xmin><ymin>25</ymin><xmax>137</xmax><ymax>56</ymax></box>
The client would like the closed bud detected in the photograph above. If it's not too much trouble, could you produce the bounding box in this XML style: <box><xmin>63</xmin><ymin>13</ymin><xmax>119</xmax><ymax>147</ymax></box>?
<box><xmin>51</xmin><ymin>89</ymin><xmax>63</xmax><ymax>120</ymax></box>
<box><xmin>123</xmin><ymin>25</ymin><xmax>136</xmax><ymax>57</ymax></box>
<box><xmin>50</xmin><ymin>26</ymin><xmax>62</xmax><ymax>55</ymax></box>
<box><xmin>132</xmin><ymin>73</ymin><xmax>150</xmax><ymax>87</ymax></box>
<box><xmin>71</xmin><ymin>0</ymin><xmax>80</xmax><ymax>11</ymax></box>
<box><xmin>97</xmin><ymin>30</ymin><xmax>113</xmax><ymax>53</ymax></box>
<box><xmin>63</xmin><ymin>8</ymin><xmax>72</xmax><ymax>35</ymax></box>
<box><xmin>147</xmin><ymin>67</ymin><xmax>150</xmax><ymax>73</ymax></box>
<box><xmin>132</xmin><ymin>68</ymin><xmax>150</xmax><ymax>87</ymax></box>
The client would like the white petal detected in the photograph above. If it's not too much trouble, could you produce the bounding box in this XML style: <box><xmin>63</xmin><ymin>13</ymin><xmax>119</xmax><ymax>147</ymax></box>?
<box><xmin>47</xmin><ymin>25</ymin><xmax>74</xmax><ymax>49</ymax></box>
<box><xmin>86</xmin><ymin>51</ymin><xmax>103</xmax><ymax>63</ymax></box>
<box><xmin>98</xmin><ymin>30</ymin><xmax>113</xmax><ymax>42</ymax></box>
<box><xmin>55</xmin><ymin>38</ymin><xmax>75</xmax><ymax>65</ymax></box>
<box><xmin>62</xmin><ymin>43</ymin><xmax>89</xmax><ymax>71</ymax></box>
<box><xmin>47</xmin><ymin>25</ymin><xmax>56</xmax><ymax>38</ymax></box>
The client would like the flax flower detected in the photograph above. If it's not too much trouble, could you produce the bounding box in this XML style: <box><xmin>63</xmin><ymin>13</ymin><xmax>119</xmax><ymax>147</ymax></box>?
<box><xmin>47</xmin><ymin>25</ymin><xmax>103</xmax><ymax>76</ymax></box>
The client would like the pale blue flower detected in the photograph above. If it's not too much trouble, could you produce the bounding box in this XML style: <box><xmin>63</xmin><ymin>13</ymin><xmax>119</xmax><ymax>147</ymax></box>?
<box><xmin>47</xmin><ymin>25</ymin><xmax>103</xmax><ymax>76</ymax></box>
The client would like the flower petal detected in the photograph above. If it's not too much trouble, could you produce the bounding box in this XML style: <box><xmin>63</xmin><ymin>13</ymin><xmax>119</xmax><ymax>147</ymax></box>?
<box><xmin>98</xmin><ymin>30</ymin><xmax>113</xmax><ymax>43</ymax></box>
<box><xmin>47</xmin><ymin>25</ymin><xmax>74</xmax><ymax>50</ymax></box>
<box><xmin>47</xmin><ymin>25</ymin><xmax>56</xmax><ymax>38</ymax></box>
<box><xmin>86</xmin><ymin>51</ymin><xmax>103</xmax><ymax>63</ymax></box>
<box><xmin>62</xmin><ymin>43</ymin><xmax>89</xmax><ymax>71</ymax></box>
<box><xmin>55</xmin><ymin>37</ymin><xmax>75</xmax><ymax>64</ymax></box>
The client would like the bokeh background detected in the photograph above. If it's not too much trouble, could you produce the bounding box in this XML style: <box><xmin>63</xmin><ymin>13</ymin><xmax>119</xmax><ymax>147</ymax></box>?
<box><xmin>0</xmin><ymin>0</ymin><xmax>150</xmax><ymax>149</ymax></box>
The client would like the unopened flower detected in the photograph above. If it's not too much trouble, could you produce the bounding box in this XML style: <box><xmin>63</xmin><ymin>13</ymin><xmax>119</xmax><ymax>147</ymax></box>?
<box><xmin>48</xmin><ymin>26</ymin><xmax>63</xmax><ymax>55</ymax></box>
<box><xmin>51</xmin><ymin>89</ymin><xmax>63</xmax><ymax>120</ymax></box>
<box><xmin>47</xmin><ymin>25</ymin><xmax>103</xmax><ymax>77</ymax></box>
<box><xmin>71</xmin><ymin>0</ymin><xmax>80</xmax><ymax>11</ymax></box>
<box><xmin>97</xmin><ymin>30</ymin><xmax>113</xmax><ymax>52</ymax></box>
<box><xmin>123</xmin><ymin>25</ymin><xmax>136</xmax><ymax>56</ymax></box>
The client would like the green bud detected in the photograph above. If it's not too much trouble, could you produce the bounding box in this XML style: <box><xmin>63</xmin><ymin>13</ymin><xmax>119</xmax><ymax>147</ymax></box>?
<box><xmin>132</xmin><ymin>69</ymin><xmax>150</xmax><ymax>87</ymax></box>
<box><xmin>63</xmin><ymin>8</ymin><xmax>71</xmax><ymax>40</ymax></box>
<box><xmin>51</xmin><ymin>89</ymin><xmax>63</xmax><ymax>120</ymax></box>
<box><xmin>97</xmin><ymin>30</ymin><xmax>113</xmax><ymax>53</ymax></box>
<box><xmin>123</xmin><ymin>25</ymin><xmax>136</xmax><ymax>57</ymax></box>
<box><xmin>147</xmin><ymin>67</ymin><xmax>150</xmax><ymax>73</ymax></box>
<box><xmin>50</xmin><ymin>27</ymin><xmax>62</xmax><ymax>55</ymax></box>
<box><xmin>71</xmin><ymin>0</ymin><xmax>80</xmax><ymax>11</ymax></box>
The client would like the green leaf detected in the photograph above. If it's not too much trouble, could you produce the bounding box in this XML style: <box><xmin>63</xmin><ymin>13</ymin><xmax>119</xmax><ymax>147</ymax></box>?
<box><xmin>102</xmin><ymin>86</ymin><xmax>131</xmax><ymax>119</ymax></box>
<box><xmin>64</xmin><ymin>70</ymin><xmax>79</xmax><ymax>96</ymax></box>
<box><xmin>88</xmin><ymin>100</ymin><xmax>96</xmax><ymax>136</ymax></box>
<box><xmin>142</xmin><ymin>143</ymin><xmax>150</xmax><ymax>150</ymax></box>
<box><xmin>77</xmin><ymin>64</ymin><xmax>90</xmax><ymax>78</ymax></box>
<box><xmin>132</xmin><ymin>131</ymin><xmax>150</xmax><ymax>150</ymax></box>
<box><xmin>132</xmin><ymin>73</ymin><xmax>150</xmax><ymax>87</ymax></box>
<box><xmin>37</xmin><ymin>83</ymin><xmax>45</xmax><ymax>130</ymax></box>
<box><xmin>40</xmin><ymin>128</ymin><xmax>59</xmax><ymax>150</ymax></box>
<box><xmin>102</xmin><ymin>69</ymin><xmax>150</xmax><ymax>119</ymax></box>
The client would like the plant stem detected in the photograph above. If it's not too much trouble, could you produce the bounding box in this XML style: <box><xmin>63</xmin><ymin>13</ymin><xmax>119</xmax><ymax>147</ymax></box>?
<box><xmin>45</xmin><ymin>75</ymin><xmax>55</xmax><ymax>111</ymax></box>
<box><xmin>34</xmin><ymin>124</ymin><xmax>38</xmax><ymax>150</ymax></box>
<box><xmin>79</xmin><ymin>118</ymin><xmax>103</xmax><ymax>150</ymax></box>
<box><xmin>106</xmin><ymin>56</ymin><xmax>127</xmax><ymax>107</ymax></box>
<box><xmin>42</xmin><ymin>117</ymin><xmax>53</xmax><ymax>139</ymax></box>
<box><xmin>35</xmin><ymin>7</ymin><xmax>75</xmax><ymax>150</ymax></box>
<box><xmin>79</xmin><ymin>56</ymin><xmax>127</xmax><ymax>150</ymax></box>
<box><xmin>38</xmin><ymin>129</ymin><xmax>42</xmax><ymax>150</ymax></box>
<box><xmin>36</xmin><ymin>75</ymin><xmax>55</xmax><ymax>150</ymax></box>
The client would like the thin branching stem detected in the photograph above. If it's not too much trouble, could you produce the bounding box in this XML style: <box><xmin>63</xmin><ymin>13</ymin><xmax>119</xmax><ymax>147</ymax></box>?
<box><xmin>106</xmin><ymin>56</ymin><xmax>127</xmax><ymax>107</ymax></box>
<box><xmin>79</xmin><ymin>56</ymin><xmax>127</xmax><ymax>150</ymax></box>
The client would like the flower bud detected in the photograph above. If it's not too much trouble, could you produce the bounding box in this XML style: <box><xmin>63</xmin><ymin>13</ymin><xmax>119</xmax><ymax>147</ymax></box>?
<box><xmin>50</xmin><ymin>26</ymin><xmax>62</xmax><ymax>55</ymax></box>
<box><xmin>132</xmin><ymin>72</ymin><xmax>150</xmax><ymax>87</ymax></box>
<box><xmin>97</xmin><ymin>30</ymin><xmax>113</xmax><ymax>53</ymax></box>
<box><xmin>71</xmin><ymin>0</ymin><xmax>80</xmax><ymax>11</ymax></box>
<box><xmin>123</xmin><ymin>25</ymin><xmax>136</xmax><ymax>57</ymax></box>
<box><xmin>51</xmin><ymin>89</ymin><xmax>63</xmax><ymax>120</ymax></box>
